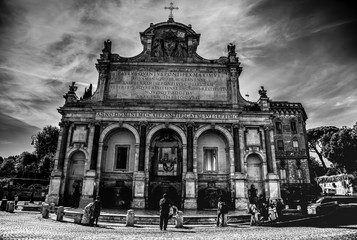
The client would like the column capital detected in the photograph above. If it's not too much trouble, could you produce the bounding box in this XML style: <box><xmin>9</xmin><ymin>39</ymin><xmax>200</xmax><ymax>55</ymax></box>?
<box><xmin>59</xmin><ymin>120</ymin><xmax>71</xmax><ymax>128</ymax></box>
<box><xmin>139</xmin><ymin>121</ymin><xmax>148</xmax><ymax>127</ymax></box>
<box><xmin>233</xmin><ymin>123</ymin><xmax>243</xmax><ymax>129</ymax></box>
<box><xmin>89</xmin><ymin>120</ymin><xmax>101</xmax><ymax>127</ymax></box>
<box><xmin>186</xmin><ymin>121</ymin><xmax>195</xmax><ymax>128</ymax></box>
<box><xmin>264</xmin><ymin>124</ymin><xmax>274</xmax><ymax>131</ymax></box>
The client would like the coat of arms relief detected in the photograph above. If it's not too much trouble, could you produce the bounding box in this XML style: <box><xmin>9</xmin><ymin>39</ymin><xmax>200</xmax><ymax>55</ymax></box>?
<box><xmin>151</xmin><ymin>28</ymin><xmax>188</xmax><ymax>58</ymax></box>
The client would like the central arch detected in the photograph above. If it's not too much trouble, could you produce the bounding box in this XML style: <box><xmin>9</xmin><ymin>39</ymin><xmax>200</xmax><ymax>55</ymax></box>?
<box><xmin>146</xmin><ymin>125</ymin><xmax>186</xmax><ymax>209</ymax></box>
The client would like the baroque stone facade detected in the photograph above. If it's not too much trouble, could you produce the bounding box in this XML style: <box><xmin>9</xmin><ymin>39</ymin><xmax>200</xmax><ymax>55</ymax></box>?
<box><xmin>48</xmin><ymin>16</ymin><xmax>310</xmax><ymax>210</ymax></box>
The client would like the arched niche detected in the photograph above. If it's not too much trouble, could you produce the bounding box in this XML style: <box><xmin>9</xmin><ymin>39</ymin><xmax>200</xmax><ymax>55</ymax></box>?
<box><xmin>102</xmin><ymin>128</ymin><xmax>136</xmax><ymax>172</ymax></box>
<box><xmin>64</xmin><ymin>151</ymin><xmax>85</xmax><ymax>207</ymax></box>
<box><xmin>246</xmin><ymin>154</ymin><xmax>264</xmax><ymax>199</ymax></box>
<box><xmin>196</xmin><ymin>129</ymin><xmax>229</xmax><ymax>174</ymax></box>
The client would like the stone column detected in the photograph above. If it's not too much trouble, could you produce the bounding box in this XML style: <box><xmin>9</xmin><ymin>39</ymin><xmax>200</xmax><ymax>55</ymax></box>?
<box><xmin>132</xmin><ymin>171</ymin><xmax>146</xmax><ymax>209</ymax></box>
<box><xmin>48</xmin><ymin>121</ymin><xmax>70</xmax><ymax>205</ymax></box>
<box><xmin>233</xmin><ymin>124</ymin><xmax>248</xmax><ymax>210</ymax></box>
<box><xmin>233</xmin><ymin>124</ymin><xmax>241</xmax><ymax>173</ymax></box>
<box><xmin>138</xmin><ymin>122</ymin><xmax>147</xmax><ymax>172</ymax></box>
<box><xmin>90</xmin><ymin>123</ymin><xmax>101</xmax><ymax>170</ymax></box>
<box><xmin>186</xmin><ymin>122</ymin><xmax>194</xmax><ymax>172</ymax></box>
<box><xmin>132</xmin><ymin>122</ymin><xmax>147</xmax><ymax>209</ymax></box>
<box><xmin>264</xmin><ymin>124</ymin><xmax>274</xmax><ymax>173</ymax></box>
<box><xmin>184</xmin><ymin>122</ymin><xmax>197</xmax><ymax>209</ymax></box>
<box><xmin>56</xmin><ymin>121</ymin><xmax>71</xmax><ymax>171</ymax></box>
<box><xmin>95</xmin><ymin>142</ymin><xmax>104</xmax><ymax>196</ymax></box>
<box><xmin>265</xmin><ymin>125</ymin><xmax>280</xmax><ymax>200</ymax></box>
<box><xmin>79</xmin><ymin>170</ymin><xmax>96</xmax><ymax>208</ymax></box>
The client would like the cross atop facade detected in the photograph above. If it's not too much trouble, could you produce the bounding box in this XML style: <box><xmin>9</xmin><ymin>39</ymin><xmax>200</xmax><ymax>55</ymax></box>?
<box><xmin>164</xmin><ymin>2</ymin><xmax>179</xmax><ymax>19</ymax></box>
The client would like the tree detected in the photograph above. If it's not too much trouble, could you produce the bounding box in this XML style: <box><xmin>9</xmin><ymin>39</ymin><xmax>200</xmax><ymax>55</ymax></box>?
<box><xmin>38</xmin><ymin>153</ymin><xmax>55</xmax><ymax>179</ymax></box>
<box><xmin>15</xmin><ymin>152</ymin><xmax>38</xmax><ymax>178</ymax></box>
<box><xmin>0</xmin><ymin>157</ymin><xmax>16</xmax><ymax>177</ymax></box>
<box><xmin>32</xmin><ymin>125</ymin><xmax>59</xmax><ymax>179</ymax></box>
<box><xmin>307</xmin><ymin>126</ymin><xmax>339</xmax><ymax>170</ymax></box>
<box><xmin>309</xmin><ymin>157</ymin><xmax>326</xmax><ymax>178</ymax></box>
<box><xmin>323</xmin><ymin>125</ymin><xmax>357</xmax><ymax>173</ymax></box>
<box><xmin>32</xmin><ymin>125</ymin><xmax>59</xmax><ymax>160</ymax></box>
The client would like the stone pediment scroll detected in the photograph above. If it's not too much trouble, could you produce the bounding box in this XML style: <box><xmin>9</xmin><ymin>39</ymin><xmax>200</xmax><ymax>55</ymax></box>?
<box><xmin>142</xmin><ymin>21</ymin><xmax>200</xmax><ymax>62</ymax></box>
<box><xmin>108</xmin><ymin>20</ymin><xmax>229</xmax><ymax>64</ymax></box>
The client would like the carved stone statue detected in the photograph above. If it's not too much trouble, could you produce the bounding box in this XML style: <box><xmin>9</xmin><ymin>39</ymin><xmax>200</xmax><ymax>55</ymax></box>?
<box><xmin>175</xmin><ymin>40</ymin><xmax>187</xmax><ymax>57</ymax></box>
<box><xmin>152</xmin><ymin>39</ymin><xmax>163</xmax><ymax>57</ymax></box>
<box><xmin>258</xmin><ymin>86</ymin><xmax>268</xmax><ymax>98</ymax></box>
<box><xmin>103</xmin><ymin>39</ymin><xmax>112</xmax><ymax>53</ymax></box>
<box><xmin>69</xmin><ymin>82</ymin><xmax>77</xmax><ymax>93</ymax></box>
<box><xmin>101</xmin><ymin>39</ymin><xmax>112</xmax><ymax>60</ymax></box>
<box><xmin>227</xmin><ymin>43</ymin><xmax>236</xmax><ymax>54</ymax></box>
<box><xmin>63</xmin><ymin>82</ymin><xmax>78</xmax><ymax>103</ymax></box>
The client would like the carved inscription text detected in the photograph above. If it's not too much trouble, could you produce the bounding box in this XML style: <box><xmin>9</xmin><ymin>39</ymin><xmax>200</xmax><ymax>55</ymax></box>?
<box><xmin>108</xmin><ymin>70</ymin><xmax>228</xmax><ymax>101</ymax></box>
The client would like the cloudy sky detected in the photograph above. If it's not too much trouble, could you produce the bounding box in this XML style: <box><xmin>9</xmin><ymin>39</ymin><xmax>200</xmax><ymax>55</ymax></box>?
<box><xmin>0</xmin><ymin>0</ymin><xmax>356</xmax><ymax>157</ymax></box>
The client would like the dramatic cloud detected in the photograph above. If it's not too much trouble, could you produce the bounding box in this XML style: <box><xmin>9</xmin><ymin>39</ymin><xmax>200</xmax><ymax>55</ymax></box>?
<box><xmin>0</xmin><ymin>0</ymin><xmax>356</xmax><ymax>157</ymax></box>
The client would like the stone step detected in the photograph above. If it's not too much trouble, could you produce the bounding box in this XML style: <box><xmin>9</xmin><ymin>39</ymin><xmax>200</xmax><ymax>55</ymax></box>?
<box><xmin>63</xmin><ymin>210</ymin><xmax>250</xmax><ymax>225</ymax></box>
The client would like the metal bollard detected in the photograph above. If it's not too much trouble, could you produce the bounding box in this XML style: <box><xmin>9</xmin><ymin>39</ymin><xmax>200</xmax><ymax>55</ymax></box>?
<box><xmin>56</xmin><ymin>206</ymin><xmax>64</xmax><ymax>221</ymax></box>
<box><xmin>6</xmin><ymin>201</ymin><xmax>15</xmax><ymax>213</ymax></box>
<box><xmin>42</xmin><ymin>203</ymin><xmax>50</xmax><ymax>219</ymax></box>
<box><xmin>175</xmin><ymin>211</ymin><xmax>183</xmax><ymax>228</ymax></box>
<box><xmin>126</xmin><ymin>209</ymin><xmax>135</xmax><ymax>227</ymax></box>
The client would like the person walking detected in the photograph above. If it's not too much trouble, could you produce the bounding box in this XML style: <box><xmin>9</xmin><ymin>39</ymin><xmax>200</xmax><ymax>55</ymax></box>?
<box><xmin>91</xmin><ymin>196</ymin><xmax>101</xmax><ymax>226</ymax></box>
<box><xmin>276</xmin><ymin>199</ymin><xmax>284</xmax><ymax>222</ymax></box>
<box><xmin>14</xmin><ymin>195</ymin><xmax>19</xmax><ymax>209</ymax></box>
<box><xmin>216</xmin><ymin>197</ymin><xmax>227</xmax><ymax>227</ymax></box>
<box><xmin>159</xmin><ymin>194</ymin><xmax>172</xmax><ymax>231</ymax></box>
<box><xmin>249</xmin><ymin>203</ymin><xmax>260</xmax><ymax>226</ymax></box>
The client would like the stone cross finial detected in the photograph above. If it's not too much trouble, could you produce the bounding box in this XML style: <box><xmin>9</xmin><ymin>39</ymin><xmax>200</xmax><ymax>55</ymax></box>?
<box><xmin>164</xmin><ymin>2</ymin><xmax>179</xmax><ymax>19</ymax></box>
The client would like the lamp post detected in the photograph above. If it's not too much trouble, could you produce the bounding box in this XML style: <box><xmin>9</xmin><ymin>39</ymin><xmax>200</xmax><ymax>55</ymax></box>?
<box><xmin>9</xmin><ymin>180</ymin><xmax>13</xmax><ymax>200</ymax></box>
<box><xmin>30</xmin><ymin>185</ymin><xmax>35</xmax><ymax>204</ymax></box>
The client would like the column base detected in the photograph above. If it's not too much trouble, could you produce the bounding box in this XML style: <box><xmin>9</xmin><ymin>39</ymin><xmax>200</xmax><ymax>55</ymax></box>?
<box><xmin>47</xmin><ymin>172</ymin><xmax>63</xmax><ymax>205</ymax></box>
<box><xmin>267</xmin><ymin>173</ymin><xmax>281</xmax><ymax>199</ymax></box>
<box><xmin>131</xmin><ymin>197</ymin><xmax>145</xmax><ymax>209</ymax></box>
<box><xmin>184</xmin><ymin>198</ymin><xmax>197</xmax><ymax>209</ymax></box>
<box><xmin>46</xmin><ymin>194</ymin><xmax>60</xmax><ymax>205</ymax></box>
<box><xmin>235</xmin><ymin>197</ymin><xmax>249</xmax><ymax>210</ymax></box>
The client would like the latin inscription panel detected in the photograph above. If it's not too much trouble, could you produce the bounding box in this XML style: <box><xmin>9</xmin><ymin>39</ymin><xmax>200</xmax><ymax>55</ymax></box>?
<box><xmin>108</xmin><ymin>69</ymin><xmax>228</xmax><ymax>101</ymax></box>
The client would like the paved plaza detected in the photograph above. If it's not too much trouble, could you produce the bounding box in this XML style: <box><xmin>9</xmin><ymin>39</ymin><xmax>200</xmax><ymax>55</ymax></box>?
<box><xmin>1</xmin><ymin>211</ymin><xmax>357</xmax><ymax>240</ymax></box>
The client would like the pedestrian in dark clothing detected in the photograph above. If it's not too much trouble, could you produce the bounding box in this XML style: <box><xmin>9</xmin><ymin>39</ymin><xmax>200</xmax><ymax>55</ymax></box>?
<box><xmin>300</xmin><ymin>197</ymin><xmax>308</xmax><ymax>216</ymax></box>
<box><xmin>261</xmin><ymin>202</ymin><xmax>269</xmax><ymax>221</ymax></box>
<box><xmin>276</xmin><ymin>199</ymin><xmax>284</xmax><ymax>222</ymax></box>
<box><xmin>14</xmin><ymin>195</ymin><xmax>19</xmax><ymax>209</ymax></box>
<box><xmin>91</xmin><ymin>196</ymin><xmax>101</xmax><ymax>226</ymax></box>
<box><xmin>216</xmin><ymin>197</ymin><xmax>227</xmax><ymax>227</ymax></box>
<box><xmin>159</xmin><ymin>194</ymin><xmax>172</xmax><ymax>230</ymax></box>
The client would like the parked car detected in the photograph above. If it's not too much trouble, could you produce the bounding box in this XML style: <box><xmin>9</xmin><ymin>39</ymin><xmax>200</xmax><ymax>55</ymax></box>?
<box><xmin>308</xmin><ymin>196</ymin><xmax>357</xmax><ymax>215</ymax></box>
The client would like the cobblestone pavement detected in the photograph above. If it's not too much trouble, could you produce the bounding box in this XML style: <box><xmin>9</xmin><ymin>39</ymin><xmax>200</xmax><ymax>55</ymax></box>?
<box><xmin>1</xmin><ymin>212</ymin><xmax>357</xmax><ymax>240</ymax></box>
